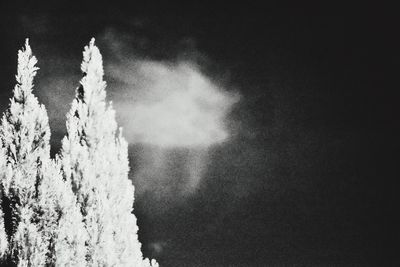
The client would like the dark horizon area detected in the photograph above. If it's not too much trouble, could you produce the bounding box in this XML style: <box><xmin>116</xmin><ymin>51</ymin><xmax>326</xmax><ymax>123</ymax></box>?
<box><xmin>0</xmin><ymin>2</ymin><xmax>398</xmax><ymax>266</ymax></box>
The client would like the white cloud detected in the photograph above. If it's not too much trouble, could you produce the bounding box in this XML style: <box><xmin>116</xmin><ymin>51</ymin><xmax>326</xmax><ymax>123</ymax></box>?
<box><xmin>111</xmin><ymin>61</ymin><xmax>238</xmax><ymax>148</ymax></box>
<box><xmin>106</xmin><ymin>59</ymin><xmax>239</xmax><ymax>200</ymax></box>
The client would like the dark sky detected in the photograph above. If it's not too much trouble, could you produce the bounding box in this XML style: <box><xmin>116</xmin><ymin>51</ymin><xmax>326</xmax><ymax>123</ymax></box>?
<box><xmin>0</xmin><ymin>2</ymin><xmax>398</xmax><ymax>266</ymax></box>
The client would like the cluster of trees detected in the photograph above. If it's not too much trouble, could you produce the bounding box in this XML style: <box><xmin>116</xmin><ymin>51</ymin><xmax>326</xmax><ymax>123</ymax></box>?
<box><xmin>0</xmin><ymin>39</ymin><xmax>158</xmax><ymax>267</ymax></box>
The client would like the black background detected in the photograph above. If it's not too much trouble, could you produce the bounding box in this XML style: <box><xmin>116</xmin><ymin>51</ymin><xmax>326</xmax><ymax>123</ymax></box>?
<box><xmin>0</xmin><ymin>2</ymin><xmax>398</xmax><ymax>266</ymax></box>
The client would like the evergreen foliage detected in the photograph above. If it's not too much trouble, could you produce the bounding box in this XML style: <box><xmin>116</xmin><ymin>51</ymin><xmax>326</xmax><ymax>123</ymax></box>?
<box><xmin>0</xmin><ymin>40</ymin><xmax>87</xmax><ymax>266</ymax></box>
<box><xmin>0</xmin><ymin>39</ymin><xmax>158</xmax><ymax>266</ymax></box>
<box><xmin>60</xmin><ymin>38</ymin><xmax>157</xmax><ymax>267</ymax></box>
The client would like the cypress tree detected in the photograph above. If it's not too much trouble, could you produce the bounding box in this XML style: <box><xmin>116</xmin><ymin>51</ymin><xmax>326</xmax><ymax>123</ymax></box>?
<box><xmin>60</xmin><ymin>38</ymin><xmax>157</xmax><ymax>266</ymax></box>
<box><xmin>0</xmin><ymin>39</ymin><xmax>50</xmax><ymax>266</ymax></box>
<box><xmin>0</xmin><ymin>40</ymin><xmax>86</xmax><ymax>266</ymax></box>
<box><xmin>0</xmin><ymin>142</ymin><xmax>8</xmax><ymax>258</ymax></box>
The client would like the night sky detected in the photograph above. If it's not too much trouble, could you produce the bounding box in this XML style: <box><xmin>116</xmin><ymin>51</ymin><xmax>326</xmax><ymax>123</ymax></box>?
<box><xmin>0</xmin><ymin>2</ymin><xmax>398</xmax><ymax>266</ymax></box>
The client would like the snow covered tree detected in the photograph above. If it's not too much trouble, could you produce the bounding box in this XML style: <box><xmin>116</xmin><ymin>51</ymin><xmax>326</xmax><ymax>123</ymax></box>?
<box><xmin>60</xmin><ymin>38</ymin><xmax>158</xmax><ymax>267</ymax></box>
<box><xmin>36</xmin><ymin>158</ymin><xmax>87</xmax><ymax>266</ymax></box>
<box><xmin>0</xmin><ymin>142</ymin><xmax>8</xmax><ymax>258</ymax></box>
<box><xmin>0</xmin><ymin>39</ymin><xmax>50</xmax><ymax>266</ymax></box>
<box><xmin>0</xmin><ymin>209</ymin><xmax>7</xmax><ymax>258</ymax></box>
<box><xmin>0</xmin><ymin>39</ymin><xmax>86</xmax><ymax>266</ymax></box>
